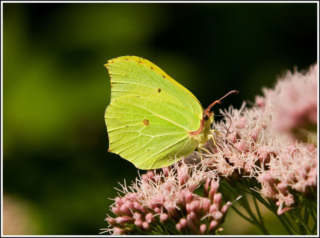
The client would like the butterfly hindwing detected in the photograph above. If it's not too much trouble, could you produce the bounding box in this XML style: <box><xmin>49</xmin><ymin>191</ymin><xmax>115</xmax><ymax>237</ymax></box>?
<box><xmin>106</xmin><ymin>96</ymin><xmax>199</xmax><ymax>169</ymax></box>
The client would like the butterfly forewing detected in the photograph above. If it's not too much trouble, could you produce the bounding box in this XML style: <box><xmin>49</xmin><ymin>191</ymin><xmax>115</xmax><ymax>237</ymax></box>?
<box><xmin>106</xmin><ymin>56</ymin><xmax>203</xmax><ymax>120</ymax></box>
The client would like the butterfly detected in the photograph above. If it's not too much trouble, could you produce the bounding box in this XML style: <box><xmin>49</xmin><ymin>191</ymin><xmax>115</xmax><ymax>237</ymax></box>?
<box><xmin>104</xmin><ymin>56</ymin><xmax>238</xmax><ymax>169</ymax></box>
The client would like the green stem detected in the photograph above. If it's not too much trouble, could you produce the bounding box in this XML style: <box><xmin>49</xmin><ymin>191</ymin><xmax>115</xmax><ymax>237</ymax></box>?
<box><xmin>304</xmin><ymin>207</ymin><xmax>310</xmax><ymax>232</ymax></box>
<box><xmin>166</xmin><ymin>221</ymin><xmax>180</xmax><ymax>235</ymax></box>
<box><xmin>276</xmin><ymin>213</ymin><xmax>295</xmax><ymax>235</ymax></box>
<box><xmin>296</xmin><ymin>210</ymin><xmax>312</xmax><ymax>235</ymax></box>
<box><xmin>252</xmin><ymin>196</ymin><xmax>263</xmax><ymax>224</ymax></box>
<box><xmin>240</xmin><ymin>192</ymin><xmax>269</xmax><ymax>235</ymax></box>
<box><xmin>231</xmin><ymin>206</ymin><xmax>253</xmax><ymax>223</ymax></box>
<box><xmin>227</xmin><ymin>180</ymin><xmax>270</xmax><ymax>235</ymax></box>
<box><xmin>312</xmin><ymin>222</ymin><xmax>317</xmax><ymax>234</ymax></box>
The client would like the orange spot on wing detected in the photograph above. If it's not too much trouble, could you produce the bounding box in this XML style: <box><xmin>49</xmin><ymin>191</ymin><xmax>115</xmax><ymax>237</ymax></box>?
<box><xmin>143</xmin><ymin>119</ymin><xmax>149</xmax><ymax>126</ymax></box>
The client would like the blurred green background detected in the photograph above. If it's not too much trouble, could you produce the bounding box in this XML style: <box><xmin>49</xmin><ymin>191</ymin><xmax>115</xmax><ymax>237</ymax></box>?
<box><xmin>3</xmin><ymin>2</ymin><xmax>317</xmax><ymax>235</ymax></box>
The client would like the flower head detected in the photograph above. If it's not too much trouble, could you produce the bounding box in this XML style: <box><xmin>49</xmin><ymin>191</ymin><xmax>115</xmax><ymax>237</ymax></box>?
<box><xmin>103</xmin><ymin>64</ymin><xmax>317</xmax><ymax>235</ymax></box>
<box><xmin>102</xmin><ymin>161</ymin><xmax>231</xmax><ymax>235</ymax></box>
<box><xmin>200</xmin><ymin>64</ymin><xmax>317</xmax><ymax>214</ymax></box>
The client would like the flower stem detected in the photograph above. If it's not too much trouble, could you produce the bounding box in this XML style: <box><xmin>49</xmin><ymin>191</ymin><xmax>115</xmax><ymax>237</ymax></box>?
<box><xmin>252</xmin><ymin>196</ymin><xmax>263</xmax><ymax>224</ymax></box>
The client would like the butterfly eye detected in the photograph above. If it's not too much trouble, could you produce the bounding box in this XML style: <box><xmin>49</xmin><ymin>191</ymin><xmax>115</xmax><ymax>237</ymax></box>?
<box><xmin>158</xmin><ymin>88</ymin><xmax>161</xmax><ymax>93</ymax></box>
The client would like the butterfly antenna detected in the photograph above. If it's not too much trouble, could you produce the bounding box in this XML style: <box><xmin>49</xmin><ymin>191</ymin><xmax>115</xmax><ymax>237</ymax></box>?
<box><xmin>205</xmin><ymin>90</ymin><xmax>239</xmax><ymax>116</ymax></box>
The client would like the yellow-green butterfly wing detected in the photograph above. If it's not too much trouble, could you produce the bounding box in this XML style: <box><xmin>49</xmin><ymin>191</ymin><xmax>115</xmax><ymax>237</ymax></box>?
<box><xmin>105</xmin><ymin>56</ymin><xmax>211</xmax><ymax>169</ymax></box>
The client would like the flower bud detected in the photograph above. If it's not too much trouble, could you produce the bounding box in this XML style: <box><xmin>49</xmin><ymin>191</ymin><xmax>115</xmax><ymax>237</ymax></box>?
<box><xmin>209</xmin><ymin>204</ymin><xmax>218</xmax><ymax>214</ymax></box>
<box><xmin>160</xmin><ymin>213</ymin><xmax>168</xmax><ymax>223</ymax></box>
<box><xmin>277</xmin><ymin>206</ymin><xmax>294</xmax><ymax>215</ymax></box>
<box><xmin>125</xmin><ymin>200</ymin><xmax>134</xmax><ymax>210</ymax></box>
<box><xmin>176</xmin><ymin>223</ymin><xmax>182</xmax><ymax>232</ymax></box>
<box><xmin>112</xmin><ymin>206</ymin><xmax>122</xmax><ymax>216</ymax></box>
<box><xmin>209</xmin><ymin>220</ymin><xmax>219</xmax><ymax>231</ymax></box>
<box><xmin>133</xmin><ymin>202</ymin><xmax>145</xmax><ymax>213</ymax></box>
<box><xmin>116</xmin><ymin>216</ymin><xmax>134</xmax><ymax>224</ymax></box>
<box><xmin>213</xmin><ymin>193</ymin><xmax>222</xmax><ymax>210</ymax></box>
<box><xmin>162</xmin><ymin>167</ymin><xmax>170</xmax><ymax>177</ymax></box>
<box><xmin>106</xmin><ymin>217</ymin><xmax>117</xmax><ymax>227</ymax></box>
<box><xmin>200</xmin><ymin>223</ymin><xmax>207</xmax><ymax>235</ymax></box>
<box><xmin>184</xmin><ymin>191</ymin><xmax>194</xmax><ymax>204</ymax></box>
<box><xmin>153</xmin><ymin>174</ymin><xmax>161</xmax><ymax>183</ymax></box>
<box><xmin>212</xmin><ymin>211</ymin><xmax>223</xmax><ymax>221</ymax></box>
<box><xmin>141</xmin><ymin>174</ymin><xmax>149</xmax><ymax>183</ymax></box>
<box><xmin>145</xmin><ymin>213</ymin><xmax>156</xmax><ymax>224</ymax></box>
<box><xmin>209</xmin><ymin>190</ymin><xmax>215</xmax><ymax>202</ymax></box>
<box><xmin>189</xmin><ymin>211</ymin><xmax>198</xmax><ymax>226</ymax></box>
<box><xmin>189</xmin><ymin>200</ymin><xmax>200</xmax><ymax>217</ymax></box>
<box><xmin>164</xmin><ymin>201</ymin><xmax>179</xmax><ymax>220</ymax></box>
<box><xmin>187</xmin><ymin>219</ymin><xmax>197</xmax><ymax>233</ymax></box>
<box><xmin>115</xmin><ymin>197</ymin><xmax>123</xmax><ymax>206</ymax></box>
<box><xmin>121</xmin><ymin>197</ymin><xmax>128</xmax><ymax>204</ymax></box>
<box><xmin>203</xmin><ymin>178</ymin><xmax>211</xmax><ymax>197</ymax></box>
<box><xmin>147</xmin><ymin>170</ymin><xmax>155</xmax><ymax>180</ymax></box>
<box><xmin>178</xmin><ymin>164</ymin><xmax>189</xmax><ymax>185</ymax></box>
<box><xmin>277</xmin><ymin>183</ymin><xmax>288</xmax><ymax>195</ymax></box>
<box><xmin>154</xmin><ymin>207</ymin><xmax>161</xmax><ymax>214</ymax></box>
<box><xmin>133</xmin><ymin>212</ymin><xmax>143</xmax><ymax>220</ymax></box>
<box><xmin>113</xmin><ymin>227</ymin><xmax>128</xmax><ymax>235</ymax></box>
<box><xmin>210</xmin><ymin>180</ymin><xmax>219</xmax><ymax>195</ymax></box>
<box><xmin>202</xmin><ymin>198</ymin><xmax>211</xmax><ymax>212</ymax></box>
<box><xmin>120</xmin><ymin>204</ymin><xmax>132</xmax><ymax>216</ymax></box>
<box><xmin>161</xmin><ymin>180</ymin><xmax>174</xmax><ymax>192</ymax></box>
<box><xmin>180</xmin><ymin>218</ymin><xmax>188</xmax><ymax>230</ymax></box>
<box><xmin>134</xmin><ymin>219</ymin><xmax>143</xmax><ymax>228</ymax></box>
<box><xmin>127</xmin><ymin>193</ymin><xmax>138</xmax><ymax>202</ymax></box>
<box><xmin>187</xmin><ymin>180</ymin><xmax>199</xmax><ymax>192</ymax></box>
<box><xmin>142</xmin><ymin>221</ymin><xmax>151</xmax><ymax>231</ymax></box>
<box><xmin>221</xmin><ymin>202</ymin><xmax>231</xmax><ymax>214</ymax></box>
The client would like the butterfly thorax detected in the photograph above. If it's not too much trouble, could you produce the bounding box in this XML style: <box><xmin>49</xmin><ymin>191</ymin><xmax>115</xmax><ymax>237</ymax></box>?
<box><xmin>189</xmin><ymin>113</ymin><xmax>214</xmax><ymax>145</ymax></box>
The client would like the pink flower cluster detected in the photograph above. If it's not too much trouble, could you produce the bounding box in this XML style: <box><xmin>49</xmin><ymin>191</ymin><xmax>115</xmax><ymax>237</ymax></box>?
<box><xmin>205</xmin><ymin>64</ymin><xmax>317</xmax><ymax>215</ymax></box>
<box><xmin>256</xmin><ymin>142</ymin><xmax>317</xmax><ymax>214</ymax></box>
<box><xmin>102</xmin><ymin>162</ymin><xmax>232</xmax><ymax>235</ymax></box>
<box><xmin>261</xmin><ymin>64</ymin><xmax>317</xmax><ymax>141</ymax></box>
<box><xmin>103</xmin><ymin>64</ymin><xmax>317</xmax><ymax>234</ymax></box>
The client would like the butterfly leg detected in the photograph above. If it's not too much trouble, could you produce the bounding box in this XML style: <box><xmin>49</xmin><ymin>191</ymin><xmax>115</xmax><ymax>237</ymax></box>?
<box><xmin>209</xmin><ymin>129</ymin><xmax>223</xmax><ymax>153</ymax></box>
<box><xmin>197</xmin><ymin>145</ymin><xmax>211</xmax><ymax>161</ymax></box>
<box><xmin>198</xmin><ymin>144</ymin><xmax>212</xmax><ymax>154</ymax></box>
<box><xmin>197</xmin><ymin>130</ymin><xmax>223</xmax><ymax>159</ymax></box>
